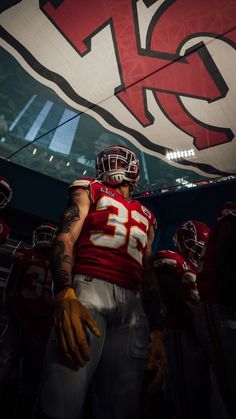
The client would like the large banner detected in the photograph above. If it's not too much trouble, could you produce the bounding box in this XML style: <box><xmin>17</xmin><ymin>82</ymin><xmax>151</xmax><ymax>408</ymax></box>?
<box><xmin>0</xmin><ymin>0</ymin><xmax>236</xmax><ymax>184</ymax></box>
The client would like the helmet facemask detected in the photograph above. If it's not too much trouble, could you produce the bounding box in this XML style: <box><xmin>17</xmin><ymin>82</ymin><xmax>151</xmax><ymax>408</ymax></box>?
<box><xmin>181</xmin><ymin>238</ymin><xmax>205</xmax><ymax>268</ymax></box>
<box><xmin>96</xmin><ymin>145</ymin><xmax>140</xmax><ymax>189</ymax></box>
<box><xmin>0</xmin><ymin>178</ymin><xmax>12</xmax><ymax>209</ymax></box>
<box><xmin>218</xmin><ymin>201</ymin><xmax>236</xmax><ymax>220</ymax></box>
<box><xmin>173</xmin><ymin>220</ymin><xmax>209</xmax><ymax>268</ymax></box>
<box><xmin>33</xmin><ymin>223</ymin><xmax>58</xmax><ymax>248</ymax></box>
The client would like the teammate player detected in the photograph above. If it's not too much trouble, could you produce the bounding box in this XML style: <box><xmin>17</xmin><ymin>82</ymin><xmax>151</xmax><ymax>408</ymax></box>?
<box><xmin>195</xmin><ymin>202</ymin><xmax>236</xmax><ymax>419</ymax></box>
<box><xmin>0</xmin><ymin>222</ymin><xmax>57</xmax><ymax>419</ymax></box>
<box><xmin>34</xmin><ymin>145</ymin><xmax>166</xmax><ymax>419</ymax></box>
<box><xmin>152</xmin><ymin>220</ymin><xmax>210</xmax><ymax>419</ymax></box>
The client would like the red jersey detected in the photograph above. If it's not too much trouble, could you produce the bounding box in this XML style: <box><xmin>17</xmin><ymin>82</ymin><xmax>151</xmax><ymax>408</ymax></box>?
<box><xmin>71</xmin><ymin>179</ymin><xmax>156</xmax><ymax>292</ymax></box>
<box><xmin>8</xmin><ymin>246</ymin><xmax>53</xmax><ymax>333</ymax></box>
<box><xmin>154</xmin><ymin>250</ymin><xmax>199</xmax><ymax>304</ymax></box>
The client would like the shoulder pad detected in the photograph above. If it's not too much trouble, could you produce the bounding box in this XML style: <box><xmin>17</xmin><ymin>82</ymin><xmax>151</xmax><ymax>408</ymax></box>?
<box><xmin>140</xmin><ymin>205</ymin><xmax>153</xmax><ymax>219</ymax></box>
<box><xmin>154</xmin><ymin>257</ymin><xmax>177</xmax><ymax>268</ymax></box>
<box><xmin>68</xmin><ymin>178</ymin><xmax>94</xmax><ymax>190</ymax></box>
<box><xmin>153</xmin><ymin>250</ymin><xmax>180</xmax><ymax>267</ymax></box>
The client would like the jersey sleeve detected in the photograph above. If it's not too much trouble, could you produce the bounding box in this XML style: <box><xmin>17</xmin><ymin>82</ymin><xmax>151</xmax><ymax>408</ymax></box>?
<box><xmin>68</xmin><ymin>178</ymin><xmax>94</xmax><ymax>190</ymax></box>
<box><xmin>139</xmin><ymin>204</ymin><xmax>156</xmax><ymax>231</ymax></box>
<box><xmin>67</xmin><ymin>178</ymin><xmax>100</xmax><ymax>203</ymax></box>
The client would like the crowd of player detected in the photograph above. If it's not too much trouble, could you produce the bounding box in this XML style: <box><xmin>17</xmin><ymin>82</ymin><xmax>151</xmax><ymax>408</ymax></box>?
<box><xmin>0</xmin><ymin>144</ymin><xmax>235</xmax><ymax>419</ymax></box>
<box><xmin>0</xmin><ymin>181</ymin><xmax>58</xmax><ymax>418</ymax></box>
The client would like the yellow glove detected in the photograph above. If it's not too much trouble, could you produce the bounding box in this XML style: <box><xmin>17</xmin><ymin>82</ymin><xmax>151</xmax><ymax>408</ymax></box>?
<box><xmin>54</xmin><ymin>287</ymin><xmax>100</xmax><ymax>369</ymax></box>
<box><xmin>146</xmin><ymin>330</ymin><xmax>167</xmax><ymax>394</ymax></box>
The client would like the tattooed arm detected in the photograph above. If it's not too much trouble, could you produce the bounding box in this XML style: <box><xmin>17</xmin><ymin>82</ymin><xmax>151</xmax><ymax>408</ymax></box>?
<box><xmin>52</xmin><ymin>187</ymin><xmax>91</xmax><ymax>294</ymax></box>
<box><xmin>52</xmin><ymin>186</ymin><xmax>100</xmax><ymax>367</ymax></box>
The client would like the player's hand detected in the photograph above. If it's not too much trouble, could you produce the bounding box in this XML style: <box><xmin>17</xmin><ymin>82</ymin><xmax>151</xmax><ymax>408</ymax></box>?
<box><xmin>146</xmin><ymin>330</ymin><xmax>167</xmax><ymax>394</ymax></box>
<box><xmin>54</xmin><ymin>287</ymin><xmax>100</xmax><ymax>369</ymax></box>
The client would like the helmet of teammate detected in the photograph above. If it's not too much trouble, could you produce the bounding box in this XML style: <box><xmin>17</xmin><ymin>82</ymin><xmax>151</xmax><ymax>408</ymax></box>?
<box><xmin>173</xmin><ymin>220</ymin><xmax>209</xmax><ymax>268</ymax></box>
<box><xmin>33</xmin><ymin>222</ymin><xmax>58</xmax><ymax>248</ymax></box>
<box><xmin>0</xmin><ymin>177</ymin><xmax>12</xmax><ymax>209</ymax></box>
<box><xmin>219</xmin><ymin>201</ymin><xmax>236</xmax><ymax>219</ymax></box>
<box><xmin>95</xmin><ymin>145</ymin><xmax>140</xmax><ymax>188</ymax></box>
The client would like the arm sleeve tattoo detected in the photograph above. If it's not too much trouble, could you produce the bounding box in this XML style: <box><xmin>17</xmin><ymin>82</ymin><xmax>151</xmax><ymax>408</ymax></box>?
<box><xmin>58</xmin><ymin>197</ymin><xmax>81</xmax><ymax>233</ymax></box>
<box><xmin>52</xmin><ymin>198</ymin><xmax>81</xmax><ymax>294</ymax></box>
<box><xmin>51</xmin><ymin>239</ymin><xmax>74</xmax><ymax>294</ymax></box>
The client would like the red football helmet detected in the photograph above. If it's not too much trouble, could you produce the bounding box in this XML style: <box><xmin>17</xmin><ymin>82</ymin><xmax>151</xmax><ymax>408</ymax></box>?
<box><xmin>173</xmin><ymin>220</ymin><xmax>209</xmax><ymax>268</ymax></box>
<box><xmin>95</xmin><ymin>145</ymin><xmax>140</xmax><ymax>187</ymax></box>
<box><xmin>33</xmin><ymin>222</ymin><xmax>58</xmax><ymax>248</ymax></box>
<box><xmin>0</xmin><ymin>177</ymin><xmax>12</xmax><ymax>209</ymax></box>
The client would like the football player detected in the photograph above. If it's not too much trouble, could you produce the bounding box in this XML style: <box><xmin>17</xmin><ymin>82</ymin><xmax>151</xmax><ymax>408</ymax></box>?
<box><xmin>33</xmin><ymin>145</ymin><xmax>166</xmax><ymax>419</ymax></box>
<box><xmin>195</xmin><ymin>202</ymin><xmax>236</xmax><ymax>419</ymax></box>
<box><xmin>151</xmin><ymin>220</ymin><xmax>210</xmax><ymax>419</ymax></box>
<box><xmin>0</xmin><ymin>222</ymin><xmax>58</xmax><ymax>419</ymax></box>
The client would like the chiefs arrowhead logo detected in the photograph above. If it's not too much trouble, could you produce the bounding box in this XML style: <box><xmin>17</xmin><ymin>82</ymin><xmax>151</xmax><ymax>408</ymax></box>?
<box><xmin>0</xmin><ymin>0</ymin><xmax>236</xmax><ymax>177</ymax></box>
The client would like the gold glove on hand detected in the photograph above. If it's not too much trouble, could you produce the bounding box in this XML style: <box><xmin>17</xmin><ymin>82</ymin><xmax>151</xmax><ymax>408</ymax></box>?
<box><xmin>54</xmin><ymin>287</ymin><xmax>100</xmax><ymax>369</ymax></box>
<box><xmin>146</xmin><ymin>330</ymin><xmax>167</xmax><ymax>394</ymax></box>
